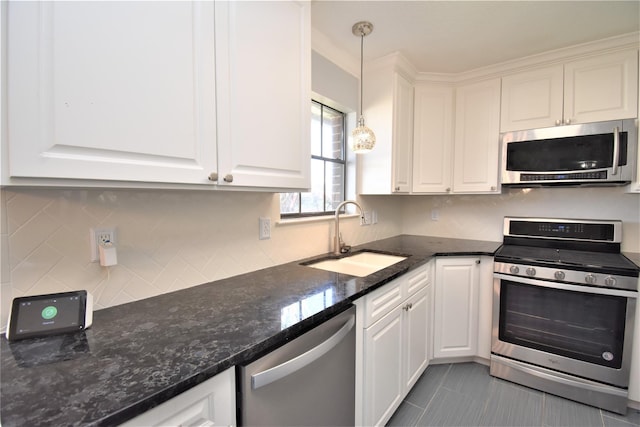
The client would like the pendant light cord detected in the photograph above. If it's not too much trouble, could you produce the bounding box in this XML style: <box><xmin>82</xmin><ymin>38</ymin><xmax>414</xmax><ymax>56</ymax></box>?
<box><xmin>359</xmin><ymin>32</ymin><xmax>364</xmax><ymax>119</ymax></box>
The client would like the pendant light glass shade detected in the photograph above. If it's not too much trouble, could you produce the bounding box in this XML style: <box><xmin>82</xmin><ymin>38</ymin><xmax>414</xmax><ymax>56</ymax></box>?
<box><xmin>350</xmin><ymin>116</ymin><xmax>376</xmax><ymax>153</ymax></box>
<box><xmin>351</xmin><ymin>21</ymin><xmax>375</xmax><ymax>154</ymax></box>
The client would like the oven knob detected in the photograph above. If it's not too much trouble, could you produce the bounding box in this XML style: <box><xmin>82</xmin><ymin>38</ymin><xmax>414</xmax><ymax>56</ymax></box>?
<box><xmin>554</xmin><ymin>271</ymin><xmax>565</xmax><ymax>280</ymax></box>
<box><xmin>604</xmin><ymin>276</ymin><xmax>617</xmax><ymax>287</ymax></box>
<box><xmin>509</xmin><ymin>265</ymin><xmax>520</xmax><ymax>274</ymax></box>
<box><xmin>526</xmin><ymin>267</ymin><xmax>536</xmax><ymax>277</ymax></box>
<box><xmin>585</xmin><ymin>274</ymin><xmax>597</xmax><ymax>285</ymax></box>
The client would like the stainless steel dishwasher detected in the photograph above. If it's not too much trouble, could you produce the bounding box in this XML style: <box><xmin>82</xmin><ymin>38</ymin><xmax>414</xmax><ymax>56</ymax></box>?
<box><xmin>238</xmin><ymin>305</ymin><xmax>356</xmax><ymax>426</ymax></box>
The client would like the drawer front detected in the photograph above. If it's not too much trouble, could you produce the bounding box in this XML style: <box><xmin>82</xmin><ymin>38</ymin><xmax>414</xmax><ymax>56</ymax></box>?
<box><xmin>406</xmin><ymin>264</ymin><xmax>429</xmax><ymax>297</ymax></box>
<box><xmin>363</xmin><ymin>277</ymin><xmax>404</xmax><ymax>328</ymax></box>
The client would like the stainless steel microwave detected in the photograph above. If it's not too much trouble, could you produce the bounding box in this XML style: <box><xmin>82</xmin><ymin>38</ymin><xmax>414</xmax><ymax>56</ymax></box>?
<box><xmin>501</xmin><ymin>119</ymin><xmax>637</xmax><ymax>186</ymax></box>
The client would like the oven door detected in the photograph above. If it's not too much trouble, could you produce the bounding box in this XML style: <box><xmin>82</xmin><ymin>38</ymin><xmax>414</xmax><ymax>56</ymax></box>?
<box><xmin>492</xmin><ymin>273</ymin><xmax>637</xmax><ymax>387</ymax></box>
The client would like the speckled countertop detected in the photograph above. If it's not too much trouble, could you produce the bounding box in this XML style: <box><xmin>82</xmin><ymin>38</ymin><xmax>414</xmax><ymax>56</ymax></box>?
<box><xmin>0</xmin><ymin>235</ymin><xmax>501</xmax><ymax>426</ymax></box>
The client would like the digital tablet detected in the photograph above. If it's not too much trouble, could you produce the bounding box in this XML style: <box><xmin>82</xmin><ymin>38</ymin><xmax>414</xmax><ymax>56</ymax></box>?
<box><xmin>6</xmin><ymin>291</ymin><xmax>93</xmax><ymax>341</ymax></box>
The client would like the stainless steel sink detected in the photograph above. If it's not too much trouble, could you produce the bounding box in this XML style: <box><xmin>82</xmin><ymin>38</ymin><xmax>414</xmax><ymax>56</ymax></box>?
<box><xmin>304</xmin><ymin>251</ymin><xmax>407</xmax><ymax>277</ymax></box>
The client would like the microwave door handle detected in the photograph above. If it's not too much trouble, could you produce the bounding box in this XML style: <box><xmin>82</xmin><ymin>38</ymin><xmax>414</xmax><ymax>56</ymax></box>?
<box><xmin>612</xmin><ymin>126</ymin><xmax>620</xmax><ymax>176</ymax></box>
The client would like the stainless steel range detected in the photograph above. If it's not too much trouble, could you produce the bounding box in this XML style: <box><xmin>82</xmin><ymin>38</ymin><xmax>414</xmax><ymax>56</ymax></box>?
<box><xmin>491</xmin><ymin>217</ymin><xmax>639</xmax><ymax>415</ymax></box>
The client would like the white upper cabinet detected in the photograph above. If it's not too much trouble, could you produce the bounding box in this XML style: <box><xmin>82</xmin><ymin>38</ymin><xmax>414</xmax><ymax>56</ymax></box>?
<box><xmin>412</xmin><ymin>80</ymin><xmax>500</xmax><ymax>195</ymax></box>
<box><xmin>7</xmin><ymin>1</ymin><xmax>217</xmax><ymax>185</ymax></box>
<box><xmin>5</xmin><ymin>0</ymin><xmax>310</xmax><ymax>190</ymax></box>
<box><xmin>214</xmin><ymin>1</ymin><xmax>310</xmax><ymax>190</ymax></box>
<box><xmin>358</xmin><ymin>59</ymin><xmax>414</xmax><ymax>195</ymax></box>
<box><xmin>412</xmin><ymin>84</ymin><xmax>455</xmax><ymax>193</ymax></box>
<box><xmin>501</xmin><ymin>49</ymin><xmax>638</xmax><ymax>132</ymax></box>
<box><xmin>452</xmin><ymin>78</ymin><xmax>501</xmax><ymax>194</ymax></box>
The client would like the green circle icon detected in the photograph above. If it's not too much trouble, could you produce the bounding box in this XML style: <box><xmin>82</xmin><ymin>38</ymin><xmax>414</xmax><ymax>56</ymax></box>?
<box><xmin>41</xmin><ymin>306</ymin><xmax>58</xmax><ymax>320</ymax></box>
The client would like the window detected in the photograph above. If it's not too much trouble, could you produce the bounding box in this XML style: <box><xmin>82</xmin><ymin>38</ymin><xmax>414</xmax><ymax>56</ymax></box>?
<box><xmin>280</xmin><ymin>100</ymin><xmax>346</xmax><ymax>217</ymax></box>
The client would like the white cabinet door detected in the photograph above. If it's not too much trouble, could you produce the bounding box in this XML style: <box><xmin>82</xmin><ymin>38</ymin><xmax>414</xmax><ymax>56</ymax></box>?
<box><xmin>214</xmin><ymin>0</ymin><xmax>310</xmax><ymax>190</ymax></box>
<box><xmin>412</xmin><ymin>84</ymin><xmax>454</xmax><ymax>194</ymax></box>
<box><xmin>391</xmin><ymin>73</ymin><xmax>415</xmax><ymax>193</ymax></box>
<box><xmin>501</xmin><ymin>50</ymin><xmax>638</xmax><ymax>132</ymax></box>
<box><xmin>359</xmin><ymin>64</ymin><xmax>414</xmax><ymax>195</ymax></box>
<box><xmin>363</xmin><ymin>306</ymin><xmax>404</xmax><ymax>427</ymax></box>
<box><xmin>564</xmin><ymin>49</ymin><xmax>638</xmax><ymax>125</ymax></box>
<box><xmin>453</xmin><ymin>79</ymin><xmax>501</xmax><ymax>194</ymax></box>
<box><xmin>120</xmin><ymin>367</ymin><xmax>236</xmax><ymax>427</ymax></box>
<box><xmin>403</xmin><ymin>285</ymin><xmax>431</xmax><ymax>392</ymax></box>
<box><xmin>500</xmin><ymin>65</ymin><xmax>564</xmax><ymax>132</ymax></box>
<box><xmin>7</xmin><ymin>1</ymin><xmax>217</xmax><ymax>184</ymax></box>
<box><xmin>433</xmin><ymin>257</ymin><xmax>480</xmax><ymax>359</ymax></box>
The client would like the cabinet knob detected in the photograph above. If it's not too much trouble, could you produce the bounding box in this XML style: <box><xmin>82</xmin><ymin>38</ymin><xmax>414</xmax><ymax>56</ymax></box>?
<box><xmin>555</xmin><ymin>119</ymin><xmax>562</xmax><ymax>126</ymax></box>
<box><xmin>490</xmin><ymin>186</ymin><xmax>496</xmax><ymax>191</ymax></box>
<box><xmin>564</xmin><ymin>118</ymin><xmax>571</xmax><ymax>125</ymax></box>
<box><xmin>394</xmin><ymin>186</ymin><xmax>400</xmax><ymax>192</ymax></box>
<box><xmin>403</xmin><ymin>303</ymin><xmax>413</xmax><ymax>311</ymax></box>
<box><xmin>208</xmin><ymin>172</ymin><xmax>218</xmax><ymax>182</ymax></box>
<box><xmin>223</xmin><ymin>174</ymin><xmax>234</xmax><ymax>183</ymax></box>
<box><xmin>445</xmin><ymin>187</ymin><xmax>451</xmax><ymax>192</ymax></box>
<box><xmin>475</xmin><ymin>259</ymin><xmax>481</xmax><ymax>264</ymax></box>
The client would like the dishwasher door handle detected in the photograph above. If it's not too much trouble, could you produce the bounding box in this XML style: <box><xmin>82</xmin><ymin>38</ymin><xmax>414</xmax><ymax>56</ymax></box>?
<box><xmin>251</xmin><ymin>314</ymin><xmax>355</xmax><ymax>390</ymax></box>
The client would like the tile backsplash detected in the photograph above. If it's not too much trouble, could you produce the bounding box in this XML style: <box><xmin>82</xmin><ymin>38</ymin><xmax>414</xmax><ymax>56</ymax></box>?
<box><xmin>1</xmin><ymin>186</ymin><xmax>638</xmax><ymax>331</ymax></box>
<box><xmin>0</xmin><ymin>188</ymin><xmax>401</xmax><ymax>330</ymax></box>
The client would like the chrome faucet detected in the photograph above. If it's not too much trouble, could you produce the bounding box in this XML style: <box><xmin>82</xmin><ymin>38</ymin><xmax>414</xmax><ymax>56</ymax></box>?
<box><xmin>334</xmin><ymin>200</ymin><xmax>365</xmax><ymax>255</ymax></box>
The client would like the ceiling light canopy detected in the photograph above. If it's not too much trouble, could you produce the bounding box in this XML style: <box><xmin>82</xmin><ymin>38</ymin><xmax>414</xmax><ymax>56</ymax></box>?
<box><xmin>350</xmin><ymin>21</ymin><xmax>376</xmax><ymax>154</ymax></box>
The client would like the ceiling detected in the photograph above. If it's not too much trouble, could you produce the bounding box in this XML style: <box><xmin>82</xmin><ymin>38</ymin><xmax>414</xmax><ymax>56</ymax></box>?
<box><xmin>311</xmin><ymin>1</ymin><xmax>640</xmax><ymax>74</ymax></box>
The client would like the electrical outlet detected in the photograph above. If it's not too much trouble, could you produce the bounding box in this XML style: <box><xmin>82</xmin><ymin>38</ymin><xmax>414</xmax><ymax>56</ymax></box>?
<box><xmin>371</xmin><ymin>210</ymin><xmax>378</xmax><ymax>224</ymax></box>
<box><xmin>361</xmin><ymin>211</ymin><xmax>371</xmax><ymax>226</ymax></box>
<box><xmin>90</xmin><ymin>227</ymin><xmax>116</xmax><ymax>262</ymax></box>
<box><xmin>431</xmin><ymin>208</ymin><xmax>440</xmax><ymax>221</ymax></box>
<box><xmin>259</xmin><ymin>217</ymin><xmax>271</xmax><ymax>240</ymax></box>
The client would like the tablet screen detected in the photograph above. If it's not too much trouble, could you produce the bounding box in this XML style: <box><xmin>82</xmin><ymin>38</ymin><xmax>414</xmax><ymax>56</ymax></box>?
<box><xmin>7</xmin><ymin>291</ymin><xmax>88</xmax><ymax>341</ymax></box>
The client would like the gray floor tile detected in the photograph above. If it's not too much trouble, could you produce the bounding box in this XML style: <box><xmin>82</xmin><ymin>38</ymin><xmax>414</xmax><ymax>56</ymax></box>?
<box><xmin>477</xmin><ymin>377</ymin><xmax>544</xmax><ymax>426</ymax></box>
<box><xmin>440</xmin><ymin>362</ymin><xmax>492</xmax><ymax>399</ymax></box>
<box><xmin>542</xmin><ymin>393</ymin><xmax>603</xmax><ymax>427</ymax></box>
<box><xmin>416</xmin><ymin>387</ymin><xmax>486</xmax><ymax>427</ymax></box>
<box><xmin>404</xmin><ymin>364</ymin><xmax>451</xmax><ymax>409</ymax></box>
<box><xmin>386</xmin><ymin>401</ymin><xmax>423</xmax><ymax>427</ymax></box>
<box><xmin>603</xmin><ymin>408</ymin><xmax>640</xmax><ymax>427</ymax></box>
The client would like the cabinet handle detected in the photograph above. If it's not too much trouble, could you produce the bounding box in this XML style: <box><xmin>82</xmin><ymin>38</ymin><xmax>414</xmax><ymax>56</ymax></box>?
<box><xmin>394</xmin><ymin>186</ymin><xmax>400</xmax><ymax>192</ymax></box>
<box><xmin>490</xmin><ymin>186</ymin><xmax>496</xmax><ymax>191</ymax></box>
<box><xmin>208</xmin><ymin>172</ymin><xmax>218</xmax><ymax>182</ymax></box>
<box><xmin>476</xmin><ymin>259</ymin><xmax>481</xmax><ymax>265</ymax></box>
<box><xmin>555</xmin><ymin>119</ymin><xmax>562</xmax><ymax>126</ymax></box>
<box><xmin>403</xmin><ymin>303</ymin><xmax>413</xmax><ymax>311</ymax></box>
<box><xmin>223</xmin><ymin>174</ymin><xmax>234</xmax><ymax>183</ymax></box>
<box><xmin>564</xmin><ymin>118</ymin><xmax>571</xmax><ymax>125</ymax></box>
<box><xmin>445</xmin><ymin>187</ymin><xmax>451</xmax><ymax>192</ymax></box>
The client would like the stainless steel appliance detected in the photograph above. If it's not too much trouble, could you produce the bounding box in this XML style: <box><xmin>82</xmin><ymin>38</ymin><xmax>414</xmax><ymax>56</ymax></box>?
<box><xmin>238</xmin><ymin>305</ymin><xmax>356</xmax><ymax>426</ymax></box>
<box><xmin>491</xmin><ymin>217</ymin><xmax>639</xmax><ymax>414</ymax></box>
<box><xmin>501</xmin><ymin>119</ymin><xmax>637</xmax><ymax>186</ymax></box>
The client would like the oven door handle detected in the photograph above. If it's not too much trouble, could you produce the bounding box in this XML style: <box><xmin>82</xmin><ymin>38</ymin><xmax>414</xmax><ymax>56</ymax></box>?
<box><xmin>494</xmin><ymin>273</ymin><xmax>638</xmax><ymax>298</ymax></box>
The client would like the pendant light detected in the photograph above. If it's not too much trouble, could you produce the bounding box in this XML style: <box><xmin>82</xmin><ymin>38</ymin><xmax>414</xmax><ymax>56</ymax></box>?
<box><xmin>350</xmin><ymin>21</ymin><xmax>376</xmax><ymax>153</ymax></box>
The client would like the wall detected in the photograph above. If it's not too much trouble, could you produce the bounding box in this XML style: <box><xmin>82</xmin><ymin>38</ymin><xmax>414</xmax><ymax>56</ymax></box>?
<box><xmin>401</xmin><ymin>186</ymin><xmax>640</xmax><ymax>253</ymax></box>
<box><xmin>0</xmin><ymin>188</ymin><xmax>401</xmax><ymax>329</ymax></box>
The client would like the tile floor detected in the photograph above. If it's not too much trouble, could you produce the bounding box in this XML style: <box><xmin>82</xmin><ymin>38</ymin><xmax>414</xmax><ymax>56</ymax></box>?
<box><xmin>386</xmin><ymin>362</ymin><xmax>640</xmax><ymax>427</ymax></box>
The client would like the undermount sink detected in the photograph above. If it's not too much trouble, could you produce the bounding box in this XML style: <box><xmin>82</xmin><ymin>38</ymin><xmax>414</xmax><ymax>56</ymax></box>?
<box><xmin>304</xmin><ymin>251</ymin><xmax>407</xmax><ymax>277</ymax></box>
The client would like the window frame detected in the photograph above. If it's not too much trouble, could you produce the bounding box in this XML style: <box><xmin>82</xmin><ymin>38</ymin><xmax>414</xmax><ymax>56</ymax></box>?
<box><xmin>280</xmin><ymin>100</ymin><xmax>347</xmax><ymax>218</ymax></box>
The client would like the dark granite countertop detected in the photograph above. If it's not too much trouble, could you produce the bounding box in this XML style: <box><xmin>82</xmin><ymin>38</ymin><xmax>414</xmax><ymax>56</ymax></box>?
<box><xmin>0</xmin><ymin>235</ymin><xmax>500</xmax><ymax>427</ymax></box>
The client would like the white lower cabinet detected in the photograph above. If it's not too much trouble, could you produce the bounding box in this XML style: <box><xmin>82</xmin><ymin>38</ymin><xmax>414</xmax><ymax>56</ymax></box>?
<box><xmin>433</xmin><ymin>257</ymin><xmax>480</xmax><ymax>359</ymax></box>
<box><xmin>120</xmin><ymin>367</ymin><xmax>236</xmax><ymax>427</ymax></box>
<box><xmin>357</xmin><ymin>263</ymin><xmax>432</xmax><ymax>426</ymax></box>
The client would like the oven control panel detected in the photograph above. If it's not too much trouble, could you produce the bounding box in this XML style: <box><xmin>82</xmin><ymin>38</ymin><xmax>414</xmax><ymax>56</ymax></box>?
<box><xmin>494</xmin><ymin>262</ymin><xmax>638</xmax><ymax>292</ymax></box>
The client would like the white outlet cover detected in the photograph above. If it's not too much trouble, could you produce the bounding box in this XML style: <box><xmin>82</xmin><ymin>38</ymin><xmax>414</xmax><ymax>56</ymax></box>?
<box><xmin>90</xmin><ymin>227</ymin><xmax>116</xmax><ymax>262</ymax></box>
<box><xmin>259</xmin><ymin>217</ymin><xmax>270</xmax><ymax>240</ymax></box>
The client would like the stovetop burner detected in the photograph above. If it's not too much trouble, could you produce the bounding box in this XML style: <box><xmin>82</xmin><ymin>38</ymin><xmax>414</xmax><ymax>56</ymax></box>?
<box><xmin>495</xmin><ymin>245</ymin><xmax>639</xmax><ymax>276</ymax></box>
